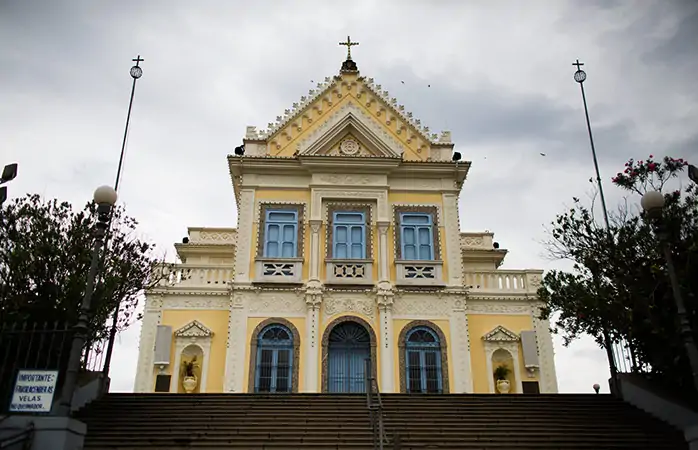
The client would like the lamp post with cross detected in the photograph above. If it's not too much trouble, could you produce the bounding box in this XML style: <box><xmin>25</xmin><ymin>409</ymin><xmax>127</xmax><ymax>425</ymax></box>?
<box><xmin>114</xmin><ymin>55</ymin><xmax>144</xmax><ymax>192</ymax></box>
<box><xmin>100</xmin><ymin>55</ymin><xmax>145</xmax><ymax>383</ymax></box>
<box><xmin>572</xmin><ymin>59</ymin><xmax>620</xmax><ymax>394</ymax></box>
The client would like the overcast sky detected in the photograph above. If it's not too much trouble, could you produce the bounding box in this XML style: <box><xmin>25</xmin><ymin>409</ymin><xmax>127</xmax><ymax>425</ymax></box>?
<box><xmin>2</xmin><ymin>0</ymin><xmax>697</xmax><ymax>394</ymax></box>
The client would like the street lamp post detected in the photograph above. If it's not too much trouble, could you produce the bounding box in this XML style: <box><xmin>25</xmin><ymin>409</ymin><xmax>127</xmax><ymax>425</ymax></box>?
<box><xmin>572</xmin><ymin>60</ymin><xmax>619</xmax><ymax>393</ymax></box>
<box><xmin>641</xmin><ymin>190</ymin><xmax>698</xmax><ymax>394</ymax></box>
<box><xmin>56</xmin><ymin>185</ymin><xmax>118</xmax><ymax>417</ymax></box>
<box><xmin>101</xmin><ymin>55</ymin><xmax>144</xmax><ymax>381</ymax></box>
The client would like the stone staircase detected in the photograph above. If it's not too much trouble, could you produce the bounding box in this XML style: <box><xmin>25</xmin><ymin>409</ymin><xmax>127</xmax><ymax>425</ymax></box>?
<box><xmin>76</xmin><ymin>393</ymin><xmax>688</xmax><ymax>449</ymax></box>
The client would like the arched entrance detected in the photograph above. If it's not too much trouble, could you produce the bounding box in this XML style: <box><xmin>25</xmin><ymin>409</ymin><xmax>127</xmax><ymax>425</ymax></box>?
<box><xmin>322</xmin><ymin>316</ymin><xmax>376</xmax><ymax>393</ymax></box>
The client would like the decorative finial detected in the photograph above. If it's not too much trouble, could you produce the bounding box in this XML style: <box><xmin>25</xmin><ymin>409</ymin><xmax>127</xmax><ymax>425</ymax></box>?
<box><xmin>339</xmin><ymin>35</ymin><xmax>359</xmax><ymax>60</ymax></box>
<box><xmin>339</xmin><ymin>36</ymin><xmax>360</xmax><ymax>74</ymax></box>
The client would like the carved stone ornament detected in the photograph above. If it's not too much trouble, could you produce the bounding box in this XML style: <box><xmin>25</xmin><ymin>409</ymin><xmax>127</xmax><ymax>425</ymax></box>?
<box><xmin>339</xmin><ymin>139</ymin><xmax>360</xmax><ymax>156</ymax></box>
<box><xmin>482</xmin><ymin>325</ymin><xmax>519</xmax><ymax>342</ymax></box>
<box><xmin>174</xmin><ymin>320</ymin><xmax>214</xmax><ymax>338</ymax></box>
<box><xmin>324</xmin><ymin>297</ymin><xmax>375</xmax><ymax>321</ymax></box>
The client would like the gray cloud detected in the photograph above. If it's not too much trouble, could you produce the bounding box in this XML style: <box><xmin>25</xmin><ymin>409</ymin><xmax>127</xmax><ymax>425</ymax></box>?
<box><xmin>2</xmin><ymin>0</ymin><xmax>696</xmax><ymax>395</ymax></box>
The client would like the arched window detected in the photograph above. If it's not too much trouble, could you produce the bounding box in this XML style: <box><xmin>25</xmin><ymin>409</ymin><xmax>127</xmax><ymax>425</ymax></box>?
<box><xmin>255</xmin><ymin>324</ymin><xmax>294</xmax><ymax>393</ymax></box>
<box><xmin>405</xmin><ymin>327</ymin><xmax>443</xmax><ymax>394</ymax></box>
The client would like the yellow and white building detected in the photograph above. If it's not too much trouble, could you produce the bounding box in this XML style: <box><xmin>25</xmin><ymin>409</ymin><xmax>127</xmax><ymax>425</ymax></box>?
<box><xmin>133</xmin><ymin>46</ymin><xmax>558</xmax><ymax>396</ymax></box>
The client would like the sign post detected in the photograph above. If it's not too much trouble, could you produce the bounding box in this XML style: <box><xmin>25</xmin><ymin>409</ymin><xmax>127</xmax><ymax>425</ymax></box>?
<box><xmin>9</xmin><ymin>370</ymin><xmax>59</xmax><ymax>413</ymax></box>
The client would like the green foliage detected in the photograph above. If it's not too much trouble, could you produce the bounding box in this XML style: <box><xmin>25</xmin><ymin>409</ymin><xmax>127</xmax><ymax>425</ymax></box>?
<box><xmin>0</xmin><ymin>194</ymin><xmax>166</xmax><ymax>339</ymax></box>
<box><xmin>540</xmin><ymin>156</ymin><xmax>697</xmax><ymax>393</ymax></box>
<box><xmin>493</xmin><ymin>364</ymin><xmax>511</xmax><ymax>380</ymax></box>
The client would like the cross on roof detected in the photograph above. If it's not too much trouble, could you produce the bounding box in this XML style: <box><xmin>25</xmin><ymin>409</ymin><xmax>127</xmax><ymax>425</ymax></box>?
<box><xmin>573</xmin><ymin>59</ymin><xmax>584</xmax><ymax>71</ymax></box>
<box><xmin>339</xmin><ymin>36</ymin><xmax>359</xmax><ymax>60</ymax></box>
<box><xmin>132</xmin><ymin>55</ymin><xmax>144</xmax><ymax>67</ymax></box>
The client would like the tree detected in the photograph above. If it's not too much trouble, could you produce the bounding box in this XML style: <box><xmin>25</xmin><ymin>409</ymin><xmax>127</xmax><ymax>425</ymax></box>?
<box><xmin>0</xmin><ymin>194</ymin><xmax>166</xmax><ymax>340</ymax></box>
<box><xmin>539</xmin><ymin>155</ymin><xmax>698</xmax><ymax>395</ymax></box>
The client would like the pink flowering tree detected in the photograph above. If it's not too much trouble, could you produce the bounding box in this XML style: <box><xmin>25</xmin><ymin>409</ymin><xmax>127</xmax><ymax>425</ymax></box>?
<box><xmin>539</xmin><ymin>155</ymin><xmax>697</xmax><ymax>396</ymax></box>
<box><xmin>612</xmin><ymin>155</ymin><xmax>689</xmax><ymax>195</ymax></box>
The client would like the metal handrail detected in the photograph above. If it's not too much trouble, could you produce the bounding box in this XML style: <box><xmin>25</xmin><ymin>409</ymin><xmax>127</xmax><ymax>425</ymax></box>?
<box><xmin>364</xmin><ymin>358</ymin><xmax>389</xmax><ymax>450</ymax></box>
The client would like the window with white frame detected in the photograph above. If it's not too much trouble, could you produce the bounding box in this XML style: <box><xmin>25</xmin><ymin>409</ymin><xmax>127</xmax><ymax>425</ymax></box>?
<box><xmin>399</xmin><ymin>212</ymin><xmax>435</xmax><ymax>260</ymax></box>
<box><xmin>263</xmin><ymin>210</ymin><xmax>298</xmax><ymax>258</ymax></box>
<box><xmin>332</xmin><ymin>211</ymin><xmax>366</xmax><ymax>259</ymax></box>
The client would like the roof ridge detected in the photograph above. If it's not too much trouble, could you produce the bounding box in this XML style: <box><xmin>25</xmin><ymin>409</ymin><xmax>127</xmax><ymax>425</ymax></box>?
<box><xmin>360</xmin><ymin>77</ymin><xmax>451</xmax><ymax>145</ymax></box>
<box><xmin>248</xmin><ymin>74</ymin><xmax>453</xmax><ymax>146</ymax></box>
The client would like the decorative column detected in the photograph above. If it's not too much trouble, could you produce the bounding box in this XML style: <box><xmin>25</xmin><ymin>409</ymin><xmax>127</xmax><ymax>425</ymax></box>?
<box><xmin>303</xmin><ymin>219</ymin><xmax>324</xmax><ymax>392</ymax></box>
<box><xmin>449</xmin><ymin>297</ymin><xmax>473</xmax><ymax>393</ymax></box>
<box><xmin>304</xmin><ymin>287</ymin><xmax>323</xmax><ymax>393</ymax></box>
<box><xmin>375</xmin><ymin>221</ymin><xmax>395</xmax><ymax>392</ymax></box>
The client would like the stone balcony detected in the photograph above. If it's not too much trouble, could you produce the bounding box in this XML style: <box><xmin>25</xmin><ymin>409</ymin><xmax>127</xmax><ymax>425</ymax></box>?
<box><xmin>464</xmin><ymin>269</ymin><xmax>543</xmax><ymax>295</ymax></box>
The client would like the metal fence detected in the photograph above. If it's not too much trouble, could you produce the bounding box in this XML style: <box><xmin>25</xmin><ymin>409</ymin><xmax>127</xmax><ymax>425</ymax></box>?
<box><xmin>612</xmin><ymin>339</ymin><xmax>652</xmax><ymax>375</ymax></box>
<box><xmin>0</xmin><ymin>321</ymin><xmax>104</xmax><ymax>413</ymax></box>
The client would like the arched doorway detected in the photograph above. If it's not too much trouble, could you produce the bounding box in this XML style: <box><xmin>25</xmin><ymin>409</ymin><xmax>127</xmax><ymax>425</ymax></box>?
<box><xmin>327</xmin><ymin>320</ymin><xmax>372</xmax><ymax>393</ymax></box>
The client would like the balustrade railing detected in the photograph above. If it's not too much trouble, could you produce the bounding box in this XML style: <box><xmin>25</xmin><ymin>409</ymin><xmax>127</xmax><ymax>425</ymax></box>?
<box><xmin>157</xmin><ymin>264</ymin><xmax>234</xmax><ymax>287</ymax></box>
<box><xmin>465</xmin><ymin>269</ymin><xmax>540</xmax><ymax>294</ymax></box>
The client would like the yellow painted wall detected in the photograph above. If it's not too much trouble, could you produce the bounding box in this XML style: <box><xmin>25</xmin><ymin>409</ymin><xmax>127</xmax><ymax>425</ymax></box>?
<box><xmin>158</xmin><ymin>309</ymin><xmax>230</xmax><ymax>393</ymax></box>
<box><xmin>252</xmin><ymin>189</ymin><xmax>312</xmax><ymax>280</ymax></box>
<box><xmin>467</xmin><ymin>314</ymin><xmax>536</xmax><ymax>393</ymax></box>
<box><xmin>269</xmin><ymin>76</ymin><xmax>430</xmax><ymax>161</ymax></box>
<box><xmin>244</xmin><ymin>317</ymin><xmax>306</xmax><ymax>392</ymax></box>
<box><xmin>392</xmin><ymin>319</ymin><xmax>453</xmax><ymax>392</ymax></box>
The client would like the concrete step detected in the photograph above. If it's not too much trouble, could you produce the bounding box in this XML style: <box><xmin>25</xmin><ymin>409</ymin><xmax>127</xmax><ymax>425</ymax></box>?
<box><xmin>77</xmin><ymin>393</ymin><xmax>688</xmax><ymax>450</ymax></box>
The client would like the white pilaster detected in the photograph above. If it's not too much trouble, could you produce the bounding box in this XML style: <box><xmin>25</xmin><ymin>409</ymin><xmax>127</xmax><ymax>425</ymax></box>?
<box><xmin>378</xmin><ymin>298</ymin><xmax>395</xmax><ymax>393</ymax></box>
<box><xmin>223</xmin><ymin>291</ymin><xmax>247</xmax><ymax>392</ymax></box>
<box><xmin>304</xmin><ymin>291</ymin><xmax>322</xmax><ymax>392</ymax></box>
<box><xmin>441</xmin><ymin>193</ymin><xmax>463</xmax><ymax>286</ymax></box>
<box><xmin>376</xmin><ymin>221</ymin><xmax>390</xmax><ymax>283</ymax></box>
<box><xmin>308</xmin><ymin>220</ymin><xmax>322</xmax><ymax>282</ymax></box>
<box><xmin>133</xmin><ymin>296</ymin><xmax>162</xmax><ymax>393</ymax></box>
<box><xmin>234</xmin><ymin>190</ymin><xmax>255</xmax><ymax>284</ymax></box>
<box><xmin>531</xmin><ymin>303</ymin><xmax>559</xmax><ymax>393</ymax></box>
<box><xmin>449</xmin><ymin>303</ymin><xmax>473</xmax><ymax>393</ymax></box>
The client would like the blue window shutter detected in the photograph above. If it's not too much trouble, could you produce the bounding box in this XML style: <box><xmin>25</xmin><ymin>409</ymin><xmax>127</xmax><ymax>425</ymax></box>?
<box><xmin>332</xmin><ymin>212</ymin><xmax>366</xmax><ymax>259</ymax></box>
<box><xmin>264</xmin><ymin>210</ymin><xmax>298</xmax><ymax>258</ymax></box>
<box><xmin>400</xmin><ymin>213</ymin><xmax>434</xmax><ymax>260</ymax></box>
<box><xmin>255</xmin><ymin>325</ymin><xmax>294</xmax><ymax>393</ymax></box>
<box><xmin>405</xmin><ymin>327</ymin><xmax>443</xmax><ymax>394</ymax></box>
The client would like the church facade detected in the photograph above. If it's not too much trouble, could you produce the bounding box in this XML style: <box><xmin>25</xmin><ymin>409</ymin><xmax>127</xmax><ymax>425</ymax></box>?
<box><xmin>133</xmin><ymin>44</ymin><xmax>558</xmax><ymax>396</ymax></box>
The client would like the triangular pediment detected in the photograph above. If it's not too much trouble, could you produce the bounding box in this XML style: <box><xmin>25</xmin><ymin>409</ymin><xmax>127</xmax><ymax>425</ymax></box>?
<box><xmin>244</xmin><ymin>69</ymin><xmax>454</xmax><ymax>161</ymax></box>
<box><xmin>482</xmin><ymin>325</ymin><xmax>519</xmax><ymax>342</ymax></box>
<box><xmin>297</xmin><ymin>102</ymin><xmax>404</xmax><ymax>158</ymax></box>
<box><xmin>174</xmin><ymin>320</ymin><xmax>213</xmax><ymax>338</ymax></box>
